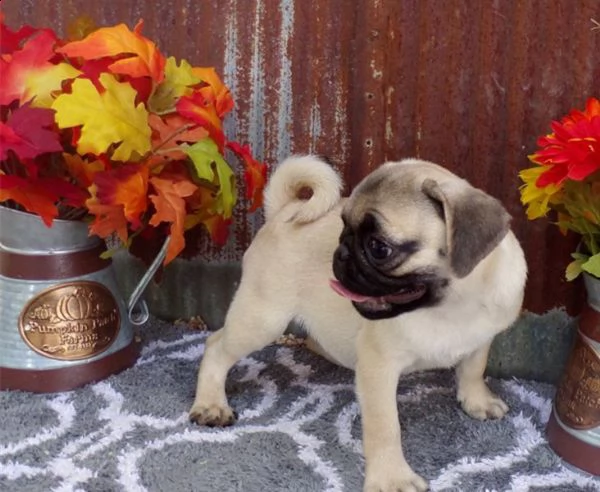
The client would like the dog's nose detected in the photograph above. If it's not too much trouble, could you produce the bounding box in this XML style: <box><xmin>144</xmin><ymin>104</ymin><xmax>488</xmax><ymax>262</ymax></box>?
<box><xmin>335</xmin><ymin>244</ymin><xmax>350</xmax><ymax>262</ymax></box>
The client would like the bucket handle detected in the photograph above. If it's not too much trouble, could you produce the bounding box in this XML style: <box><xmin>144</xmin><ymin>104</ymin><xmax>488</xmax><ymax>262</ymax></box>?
<box><xmin>127</xmin><ymin>236</ymin><xmax>171</xmax><ymax>326</ymax></box>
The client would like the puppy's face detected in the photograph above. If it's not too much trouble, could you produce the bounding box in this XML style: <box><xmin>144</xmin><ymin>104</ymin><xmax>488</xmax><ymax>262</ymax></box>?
<box><xmin>331</xmin><ymin>160</ymin><xmax>511</xmax><ymax>320</ymax></box>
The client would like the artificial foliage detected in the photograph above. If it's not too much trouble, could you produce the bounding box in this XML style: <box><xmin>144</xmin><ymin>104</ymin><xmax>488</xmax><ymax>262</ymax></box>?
<box><xmin>520</xmin><ymin>97</ymin><xmax>600</xmax><ymax>280</ymax></box>
<box><xmin>0</xmin><ymin>15</ymin><xmax>266</xmax><ymax>265</ymax></box>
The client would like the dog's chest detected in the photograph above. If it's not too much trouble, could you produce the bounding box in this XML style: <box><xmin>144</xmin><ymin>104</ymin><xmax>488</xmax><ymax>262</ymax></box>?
<box><xmin>394</xmin><ymin>300</ymin><xmax>503</xmax><ymax>370</ymax></box>
<box><xmin>305</xmin><ymin>295</ymin><xmax>504</xmax><ymax>372</ymax></box>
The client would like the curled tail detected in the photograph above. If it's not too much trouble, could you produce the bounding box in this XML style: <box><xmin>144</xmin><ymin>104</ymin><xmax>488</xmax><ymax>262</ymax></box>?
<box><xmin>263</xmin><ymin>155</ymin><xmax>342</xmax><ymax>224</ymax></box>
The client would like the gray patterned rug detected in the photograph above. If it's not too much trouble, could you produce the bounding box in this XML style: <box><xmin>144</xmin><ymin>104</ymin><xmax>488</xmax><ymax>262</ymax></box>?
<box><xmin>2</xmin><ymin>317</ymin><xmax>600</xmax><ymax>492</ymax></box>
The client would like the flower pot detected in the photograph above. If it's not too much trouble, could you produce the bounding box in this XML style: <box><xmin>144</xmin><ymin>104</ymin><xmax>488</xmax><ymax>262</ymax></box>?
<box><xmin>546</xmin><ymin>272</ymin><xmax>600</xmax><ymax>475</ymax></box>
<box><xmin>0</xmin><ymin>207</ymin><xmax>163</xmax><ymax>393</ymax></box>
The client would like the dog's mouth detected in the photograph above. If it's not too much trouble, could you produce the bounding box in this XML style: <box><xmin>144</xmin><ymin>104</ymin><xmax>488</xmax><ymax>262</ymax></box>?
<box><xmin>329</xmin><ymin>279</ymin><xmax>427</xmax><ymax>312</ymax></box>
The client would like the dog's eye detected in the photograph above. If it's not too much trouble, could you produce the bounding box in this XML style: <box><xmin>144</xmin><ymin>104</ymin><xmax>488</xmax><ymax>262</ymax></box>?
<box><xmin>366</xmin><ymin>237</ymin><xmax>393</xmax><ymax>261</ymax></box>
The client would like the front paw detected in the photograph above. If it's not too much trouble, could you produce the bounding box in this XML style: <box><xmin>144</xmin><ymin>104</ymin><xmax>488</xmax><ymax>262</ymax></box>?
<box><xmin>458</xmin><ymin>385</ymin><xmax>508</xmax><ymax>421</ymax></box>
<box><xmin>189</xmin><ymin>403</ymin><xmax>236</xmax><ymax>427</ymax></box>
<box><xmin>364</xmin><ymin>466</ymin><xmax>428</xmax><ymax>492</ymax></box>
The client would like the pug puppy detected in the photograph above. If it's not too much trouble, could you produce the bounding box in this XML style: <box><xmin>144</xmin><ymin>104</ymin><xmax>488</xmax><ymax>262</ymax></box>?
<box><xmin>190</xmin><ymin>155</ymin><xmax>527</xmax><ymax>492</ymax></box>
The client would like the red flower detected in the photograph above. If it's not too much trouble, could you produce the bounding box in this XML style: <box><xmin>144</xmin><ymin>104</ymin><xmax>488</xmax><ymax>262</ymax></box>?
<box><xmin>534</xmin><ymin>97</ymin><xmax>600</xmax><ymax>188</ymax></box>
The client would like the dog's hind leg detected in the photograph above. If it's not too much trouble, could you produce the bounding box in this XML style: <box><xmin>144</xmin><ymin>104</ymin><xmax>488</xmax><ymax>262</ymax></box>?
<box><xmin>189</xmin><ymin>290</ymin><xmax>291</xmax><ymax>427</ymax></box>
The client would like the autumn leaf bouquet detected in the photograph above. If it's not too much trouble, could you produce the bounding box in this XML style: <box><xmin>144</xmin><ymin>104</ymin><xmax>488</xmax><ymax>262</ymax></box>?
<box><xmin>519</xmin><ymin>97</ymin><xmax>600</xmax><ymax>280</ymax></box>
<box><xmin>0</xmin><ymin>16</ymin><xmax>266</xmax><ymax>265</ymax></box>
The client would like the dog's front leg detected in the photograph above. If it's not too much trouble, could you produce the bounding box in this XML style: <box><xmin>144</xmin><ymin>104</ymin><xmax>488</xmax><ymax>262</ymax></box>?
<box><xmin>455</xmin><ymin>341</ymin><xmax>508</xmax><ymax>420</ymax></box>
<box><xmin>355</xmin><ymin>330</ymin><xmax>428</xmax><ymax>492</ymax></box>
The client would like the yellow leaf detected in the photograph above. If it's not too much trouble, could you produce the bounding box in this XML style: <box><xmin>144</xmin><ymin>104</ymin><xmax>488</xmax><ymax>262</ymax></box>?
<box><xmin>518</xmin><ymin>166</ymin><xmax>560</xmax><ymax>220</ymax></box>
<box><xmin>148</xmin><ymin>56</ymin><xmax>200</xmax><ymax>113</ymax></box>
<box><xmin>24</xmin><ymin>63</ymin><xmax>82</xmax><ymax>108</ymax></box>
<box><xmin>51</xmin><ymin>73</ymin><xmax>151</xmax><ymax>161</ymax></box>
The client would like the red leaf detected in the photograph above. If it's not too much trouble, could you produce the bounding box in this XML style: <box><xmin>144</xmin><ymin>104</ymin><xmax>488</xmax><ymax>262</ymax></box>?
<box><xmin>0</xmin><ymin>29</ymin><xmax>59</xmax><ymax>105</ymax></box>
<box><xmin>176</xmin><ymin>89</ymin><xmax>225</xmax><ymax>151</ymax></box>
<box><xmin>0</xmin><ymin>123</ymin><xmax>23</xmax><ymax>159</ymax></box>
<box><xmin>0</xmin><ymin>104</ymin><xmax>62</xmax><ymax>160</ymax></box>
<box><xmin>76</xmin><ymin>58</ymin><xmax>116</xmax><ymax>92</ymax></box>
<box><xmin>203</xmin><ymin>214</ymin><xmax>232</xmax><ymax>246</ymax></box>
<box><xmin>128</xmin><ymin>75</ymin><xmax>154</xmax><ymax>105</ymax></box>
<box><xmin>227</xmin><ymin>141</ymin><xmax>267</xmax><ymax>212</ymax></box>
<box><xmin>0</xmin><ymin>14</ymin><xmax>43</xmax><ymax>55</ymax></box>
<box><xmin>0</xmin><ymin>175</ymin><xmax>59</xmax><ymax>225</ymax></box>
<box><xmin>43</xmin><ymin>176</ymin><xmax>89</xmax><ymax>208</ymax></box>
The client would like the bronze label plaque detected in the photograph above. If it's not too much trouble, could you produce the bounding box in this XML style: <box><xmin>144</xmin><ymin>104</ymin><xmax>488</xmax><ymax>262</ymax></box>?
<box><xmin>19</xmin><ymin>281</ymin><xmax>121</xmax><ymax>361</ymax></box>
<box><xmin>555</xmin><ymin>333</ymin><xmax>600</xmax><ymax>430</ymax></box>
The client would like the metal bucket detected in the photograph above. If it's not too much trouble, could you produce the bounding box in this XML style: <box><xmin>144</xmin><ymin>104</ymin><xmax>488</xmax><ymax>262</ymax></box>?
<box><xmin>546</xmin><ymin>272</ymin><xmax>600</xmax><ymax>476</ymax></box>
<box><xmin>0</xmin><ymin>207</ymin><xmax>167</xmax><ymax>393</ymax></box>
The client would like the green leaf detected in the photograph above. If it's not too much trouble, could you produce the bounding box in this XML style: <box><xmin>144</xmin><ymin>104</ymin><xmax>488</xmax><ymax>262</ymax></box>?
<box><xmin>571</xmin><ymin>251</ymin><xmax>589</xmax><ymax>261</ymax></box>
<box><xmin>566</xmin><ymin>259</ymin><xmax>584</xmax><ymax>281</ymax></box>
<box><xmin>581</xmin><ymin>252</ymin><xmax>600</xmax><ymax>278</ymax></box>
<box><xmin>100</xmin><ymin>247</ymin><xmax>119</xmax><ymax>259</ymax></box>
<box><xmin>183</xmin><ymin>138</ymin><xmax>236</xmax><ymax>217</ymax></box>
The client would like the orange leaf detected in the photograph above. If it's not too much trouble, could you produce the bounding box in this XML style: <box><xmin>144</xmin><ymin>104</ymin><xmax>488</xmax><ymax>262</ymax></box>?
<box><xmin>149</xmin><ymin>114</ymin><xmax>208</xmax><ymax>160</ymax></box>
<box><xmin>86</xmin><ymin>201</ymin><xmax>129</xmax><ymax>243</ymax></box>
<box><xmin>63</xmin><ymin>153</ymin><xmax>106</xmax><ymax>188</ymax></box>
<box><xmin>148</xmin><ymin>177</ymin><xmax>198</xmax><ymax>264</ymax></box>
<box><xmin>57</xmin><ymin>20</ymin><xmax>166</xmax><ymax>82</ymax></box>
<box><xmin>90</xmin><ymin>164</ymin><xmax>149</xmax><ymax>229</ymax></box>
<box><xmin>192</xmin><ymin>67</ymin><xmax>234</xmax><ymax>117</ymax></box>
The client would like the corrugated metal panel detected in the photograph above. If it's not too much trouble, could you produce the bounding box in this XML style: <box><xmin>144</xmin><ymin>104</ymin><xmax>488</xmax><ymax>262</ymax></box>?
<box><xmin>3</xmin><ymin>0</ymin><xmax>600</xmax><ymax>314</ymax></box>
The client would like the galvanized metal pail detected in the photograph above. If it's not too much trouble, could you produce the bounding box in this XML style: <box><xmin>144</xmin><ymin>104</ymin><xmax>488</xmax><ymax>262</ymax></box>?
<box><xmin>0</xmin><ymin>207</ymin><xmax>165</xmax><ymax>393</ymax></box>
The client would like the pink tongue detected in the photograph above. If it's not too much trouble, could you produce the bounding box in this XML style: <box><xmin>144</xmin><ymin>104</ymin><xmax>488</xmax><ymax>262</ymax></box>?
<box><xmin>329</xmin><ymin>279</ymin><xmax>375</xmax><ymax>302</ymax></box>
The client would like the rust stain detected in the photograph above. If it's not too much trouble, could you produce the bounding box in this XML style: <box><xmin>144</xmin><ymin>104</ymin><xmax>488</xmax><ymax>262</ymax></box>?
<box><xmin>4</xmin><ymin>0</ymin><xmax>600</xmax><ymax>314</ymax></box>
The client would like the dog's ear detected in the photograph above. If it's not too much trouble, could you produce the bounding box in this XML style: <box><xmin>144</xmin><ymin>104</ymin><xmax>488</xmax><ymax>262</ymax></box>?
<box><xmin>422</xmin><ymin>178</ymin><xmax>511</xmax><ymax>278</ymax></box>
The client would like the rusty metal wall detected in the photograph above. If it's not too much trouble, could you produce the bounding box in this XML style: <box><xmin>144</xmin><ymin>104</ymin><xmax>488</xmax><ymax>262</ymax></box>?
<box><xmin>4</xmin><ymin>0</ymin><xmax>600</xmax><ymax>314</ymax></box>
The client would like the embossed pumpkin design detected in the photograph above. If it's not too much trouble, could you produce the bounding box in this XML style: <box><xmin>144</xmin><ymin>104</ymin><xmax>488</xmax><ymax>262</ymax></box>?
<box><xmin>547</xmin><ymin>272</ymin><xmax>600</xmax><ymax>476</ymax></box>
<box><xmin>56</xmin><ymin>289</ymin><xmax>95</xmax><ymax>321</ymax></box>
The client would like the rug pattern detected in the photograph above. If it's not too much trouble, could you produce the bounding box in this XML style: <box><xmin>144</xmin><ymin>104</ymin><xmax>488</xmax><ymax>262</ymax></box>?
<box><xmin>2</xmin><ymin>319</ymin><xmax>600</xmax><ymax>492</ymax></box>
